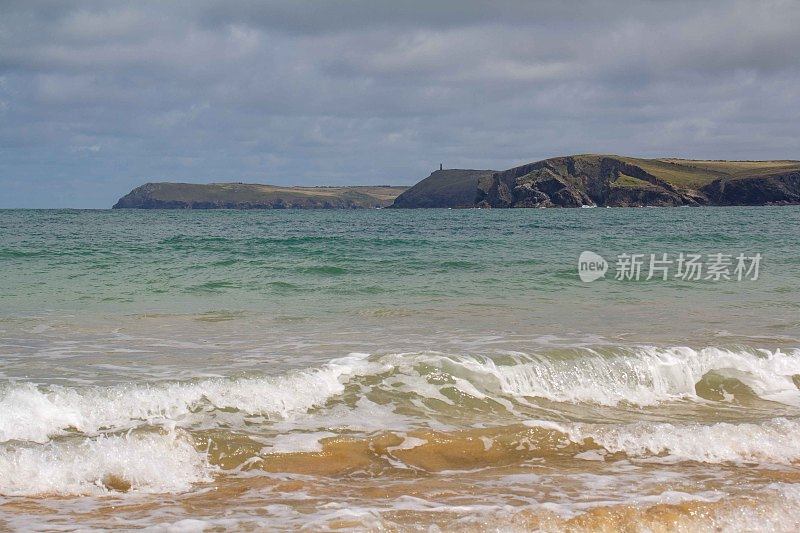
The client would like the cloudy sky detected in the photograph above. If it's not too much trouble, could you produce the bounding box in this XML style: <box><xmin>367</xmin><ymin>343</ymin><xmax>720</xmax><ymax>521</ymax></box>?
<box><xmin>1</xmin><ymin>0</ymin><xmax>799</xmax><ymax>207</ymax></box>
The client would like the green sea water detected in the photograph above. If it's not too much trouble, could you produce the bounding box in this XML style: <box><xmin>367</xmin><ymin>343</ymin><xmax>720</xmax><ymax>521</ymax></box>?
<box><xmin>1</xmin><ymin>207</ymin><xmax>800</xmax><ymax>530</ymax></box>
<box><xmin>1</xmin><ymin>207</ymin><xmax>799</xmax><ymax>383</ymax></box>
<box><xmin>2</xmin><ymin>207</ymin><xmax>799</xmax><ymax>342</ymax></box>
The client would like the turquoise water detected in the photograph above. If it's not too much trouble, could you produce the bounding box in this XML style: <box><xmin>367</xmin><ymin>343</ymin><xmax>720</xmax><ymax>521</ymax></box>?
<box><xmin>3</xmin><ymin>206</ymin><xmax>799</xmax><ymax>322</ymax></box>
<box><xmin>1</xmin><ymin>207</ymin><xmax>800</xmax><ymax>530</ymax></box>
<box><xmin>2</xmin><ymin>208</ymin><xmax>799</xmax><ymax>351</ymax></box>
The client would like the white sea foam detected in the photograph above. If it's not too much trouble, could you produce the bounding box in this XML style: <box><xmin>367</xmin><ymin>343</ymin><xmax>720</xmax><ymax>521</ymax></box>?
<box><xmin>260</xmin><ymin>482</ymin><xmax>800</xmax><ymax>531</ymax></box>
<box><xmin>0</xmin><ymin>353</ymin><xmax>383</xmax><ymax>443</ymax></box>
<box><xmin>525</xmin><ymin>417</ymin><xmax>800</xmax><ymax>464</ymax></box>
<box><xmin>654</xmin><ymin>482</ymin><xmax>800</xmax><ymax>532</ymax></box>
<box><xmin>267</xmin><ymin>431</ymin><xmax>336</xmax><ymax>453</ymax></box>
<box><xmin>448</xmin><ymin>346</ymin><xmax>800</xmax><ymax>406</ymax></box>
<box><xmin>3</xmin><ymin>347</ymin><xmax>799</xmax><ymax>446</ymax></box>
<box><xmin>271</xmin><ymin>396</ymin><xmax>416</xmax><ymax>434</ymax></box>
<box><xmin>0</xmin><ymin>430</ymin><xmax>211</xmax><ymax>496</ymax></box>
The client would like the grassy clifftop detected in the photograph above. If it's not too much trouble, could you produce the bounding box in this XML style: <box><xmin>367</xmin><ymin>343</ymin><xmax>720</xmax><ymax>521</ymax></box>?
<box><xmin>114</xmin><ymin>156</ymin><xmax>800</xmax><ymax>210</ymax></box>
<box><xmin>392</xmin><ymin>155</ymin><xmax>800</xmax><ymax>208</ymax></box>
<box><xmin>113</xmin><ymin>182</ymin><xmax>407</xmax><ymax>209</ymax></box>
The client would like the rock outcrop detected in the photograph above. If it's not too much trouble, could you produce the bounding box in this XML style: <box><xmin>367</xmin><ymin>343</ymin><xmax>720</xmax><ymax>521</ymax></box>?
<box><xmin>701</xmin><ymin>171</ymin><xmax>800</xmax><ymax>205</ymax></box>
<box><xmin>477</xmin><ymin>156</ymin><xmax>700</xmax><ymax>208</ymax></box>
<box><xmin>415</xmin><ymin>155</ymin><xmax>800</xmax><ymax>208</ymax></box>
<box><xmin>390</xmin><ymin>169</ymin><xmax>496</xmax><ymax>208</ymax></box>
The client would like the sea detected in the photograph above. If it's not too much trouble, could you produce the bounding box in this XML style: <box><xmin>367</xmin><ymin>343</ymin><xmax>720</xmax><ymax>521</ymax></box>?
<box><xmin>1</xmin><ymin>206</ymin><xmax>799</xmax><ymax>531</ymax></box>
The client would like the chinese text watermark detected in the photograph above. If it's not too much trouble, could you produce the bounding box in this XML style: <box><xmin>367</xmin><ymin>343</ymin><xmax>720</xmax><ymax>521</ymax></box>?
<box><xmin>578</xmin><ymin>251</ymin><xmax>761</xmax><ymax>282</ymax></box>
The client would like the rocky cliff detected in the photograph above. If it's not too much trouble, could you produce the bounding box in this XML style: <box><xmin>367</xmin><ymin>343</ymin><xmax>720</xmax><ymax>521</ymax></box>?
<box><xmin>115</xmin><ymin>157</ymin><xmax>800</xmax><ymax>210</ymax></box>
<box><xmin>390</xmin><ymin>169</ymin><xmax>496</xmax><ymax>208</ymax></box>
<box><xmin>393</xmin><ymin>155</ymin><xmax>800</xmax><ymax>208</ymax></box>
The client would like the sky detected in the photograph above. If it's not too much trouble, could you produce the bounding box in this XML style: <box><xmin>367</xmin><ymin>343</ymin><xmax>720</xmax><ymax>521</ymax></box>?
<box><xmin>1</xmin><ymin>0</ymin><xmax>799</xmax><ymax>208</ymax></box>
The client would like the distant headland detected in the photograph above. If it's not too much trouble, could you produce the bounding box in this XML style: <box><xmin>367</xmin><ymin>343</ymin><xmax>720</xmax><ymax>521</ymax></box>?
<box><xmin>113</xmin><ymin>155</ymin><xmax>800</xmax><ymax>209</ymax></box>
<box><xmin>113</xmin><ymin>183</ymin><xmax>407</xmax><ymax>209</ymax></box>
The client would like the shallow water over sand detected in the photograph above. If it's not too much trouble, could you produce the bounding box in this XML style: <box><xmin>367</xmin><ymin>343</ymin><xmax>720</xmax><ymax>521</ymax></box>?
<box><xmin>1</xmin><ymin>207</ymin><xmax>799</xmax><ymax>530</ymax></box>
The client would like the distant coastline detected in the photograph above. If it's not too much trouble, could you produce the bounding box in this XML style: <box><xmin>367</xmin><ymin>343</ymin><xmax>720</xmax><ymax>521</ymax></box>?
<box><xmin>113</xmin><ymin>154</ymin><xmax>800</xmax><ymax>209</ymax></box>
<box><xmin>112</xmin><ymin>183</ymin><xmax>407</xmax><ymax>209</ymax></box>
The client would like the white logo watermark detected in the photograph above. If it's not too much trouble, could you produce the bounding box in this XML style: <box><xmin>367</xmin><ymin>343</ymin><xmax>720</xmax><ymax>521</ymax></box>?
<box><xmin>578</xmin><ymin>251</ymin><xmax>761</xmax><ymax>282</ymax></box>
<box><xmin>578</xmin><ymin>251</ymin><xmax>608</xmax><ymax>282</ymax></box>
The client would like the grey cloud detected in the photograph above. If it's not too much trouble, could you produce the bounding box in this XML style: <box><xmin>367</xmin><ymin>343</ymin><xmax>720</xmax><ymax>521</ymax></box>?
<box><xmin>0</xmin><ymin>0</ymin><xmax>798</xmax><ymax>207</ymax></box>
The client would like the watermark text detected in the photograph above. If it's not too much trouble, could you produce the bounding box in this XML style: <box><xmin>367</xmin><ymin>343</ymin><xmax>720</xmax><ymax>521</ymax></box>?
<box><xmin>578</xmin><ymin>251</ymin><xmax>761</xmax><ymax>282</ymax></box>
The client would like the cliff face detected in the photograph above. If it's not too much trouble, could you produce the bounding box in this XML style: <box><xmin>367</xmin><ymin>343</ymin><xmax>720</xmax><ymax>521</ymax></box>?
<box><xmin>113</xmin><ymin>183</ymin><xmax>407</xmax><ymax>209</ymax></box>
<box><xmin>115</xmin><ymin>157</ymin><xmax>800</xmax><ymax>210</ymax></box>
<box><xmin>701</xmin><ymin>172</ymin><xmax>800</xmax><ymax>205</ymax></box>
<box><xmin>477</xmin><ymin>156</ymin><xmax>694</xmax><ymax>208</ymax></box>
<box><xmin>390</xmin><ymin>169</ymin><xmax>496</xmax><ymax>208</ymax></box>
<box><xmin>473</xmin><ymin>155</ymin><xmax>800</xmax><ymax>208</ymax></box>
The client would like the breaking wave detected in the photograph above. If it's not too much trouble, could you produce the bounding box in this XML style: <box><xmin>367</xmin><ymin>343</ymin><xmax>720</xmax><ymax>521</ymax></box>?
<box><xmin>0</xmin><ymin>353</ymin><xmax>384</xmax><ymax>443</ymax></box>
<box><xmin>5</xmin><ymin>416</ymin><xmax>800</xmax><ymax>497</ymax></box>
<box><xmin>442</xmin><ymin>346</ymin><xmax>800</xmax><ymax>406</ymax></box>
<box><xmin>0</xmin><ymin>430</ymin><xmax>211</xmax><ymax>496</ymax></box>
<box><xmin>529</xmin><ymin>417</ymin><xmax>800</xmax><ymax>464</ymax></box>
<box><xmin>2</xmin><ymin>346</ymin><xmax>799</xmax><ymax>446</ymax></box>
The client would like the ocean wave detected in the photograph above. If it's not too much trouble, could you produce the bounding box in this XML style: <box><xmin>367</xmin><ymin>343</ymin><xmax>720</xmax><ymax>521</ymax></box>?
<box><xmin>207</xmin><ymin>425</ymin><xmax>589</xmax><ymax>474</ymax></box>
<box><xmin>4</xmin><ymin>417</ymin><xmax>800</xmax><ymax>498</ymax></box>
<box><xmin>0</xmin><ymin>430</ymin><xmax>211</xmax><ymax>496</ymax></box>
<box><xmin>208</xmin><ymin>417</ymin><xmax>800</xmax><ymax>475</ymax></box>
<box><xmin>433</xmin><ymin>346</ymin><xmax>800</xmax><ymax>407</ymax></box>
<box><xmin>529</xmin><ymin>417</ymin><xmax>800</xmax><ymax>464</ymax></box>
<box><xmin>2</xmin><ymin>346</ymin><xmax>799</xmax><ymax>445</ymax></box>
<box><xmin>0</xmin><ymin>353</ymin><xmax>384</xmax><ymax>443</ymax></box>
<box><xmin>545</xmin><ymin>482</ymin><xmax>800</xmax><ymax>533</ymax></box>
<box><xmin>325</xmin><ymin>483</ymin><xmax>800</xmax><ymax>532</ymax></box>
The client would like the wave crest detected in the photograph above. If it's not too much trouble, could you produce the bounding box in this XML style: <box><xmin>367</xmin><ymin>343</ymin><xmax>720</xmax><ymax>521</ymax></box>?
<box><xmin>529</xmin><ymin>417</ymin><xmax>800</xmax><ymax>464</ymax></box>
<box><xmin>0</xmin><ymin>353</ymin><xmax>382</xmax><ymax>443</ymax></box>
<box><xmin>439</xmin><ymin>346</ymin><xmax>800</xmax><ymax>406</ymax></box>
<box><xmin>0</xmin><ymin>430</ymin><xmax>211</xmax><ymax>496</ymax></box>
<box><xmin>2</xmin><ymin>347</ymin><xmax>799</xmax><ymax>446</ymax></box>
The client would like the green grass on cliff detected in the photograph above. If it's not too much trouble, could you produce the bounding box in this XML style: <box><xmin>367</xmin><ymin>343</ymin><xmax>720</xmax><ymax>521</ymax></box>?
<box><xmin>618</xmin><ymin>157</ymin><xmax>800</xmax><ymax>189</ymax></box>
<box><xmin>610</xmin><ymin>173</ymin><xmax>662</xmax><ymax>190</ymax></box>
<box><xmin>144</xmin><ymin>183</ymin><xmax>406</xmax><ymax>204</ymax></box>
<box><xmin>115</xmin><ymin>182</ymin><xmax>408</xmax><ymax>208</ymax></box>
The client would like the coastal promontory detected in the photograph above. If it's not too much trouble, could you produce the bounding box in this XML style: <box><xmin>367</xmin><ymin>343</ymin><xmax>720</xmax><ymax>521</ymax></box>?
<box><xmin>113</xmin><ymin>182</ymin><xmax>407</xmax><ymax>209</ymax></box>
<box><xmin>392</xmin><ymin>155</ymin><xmax>800</xmax><ymax>208</ymax></box>
<box><xmin>113</xmin><ymin>155</ymin><xmax>800</xmax><ymax>209</ymax></box>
